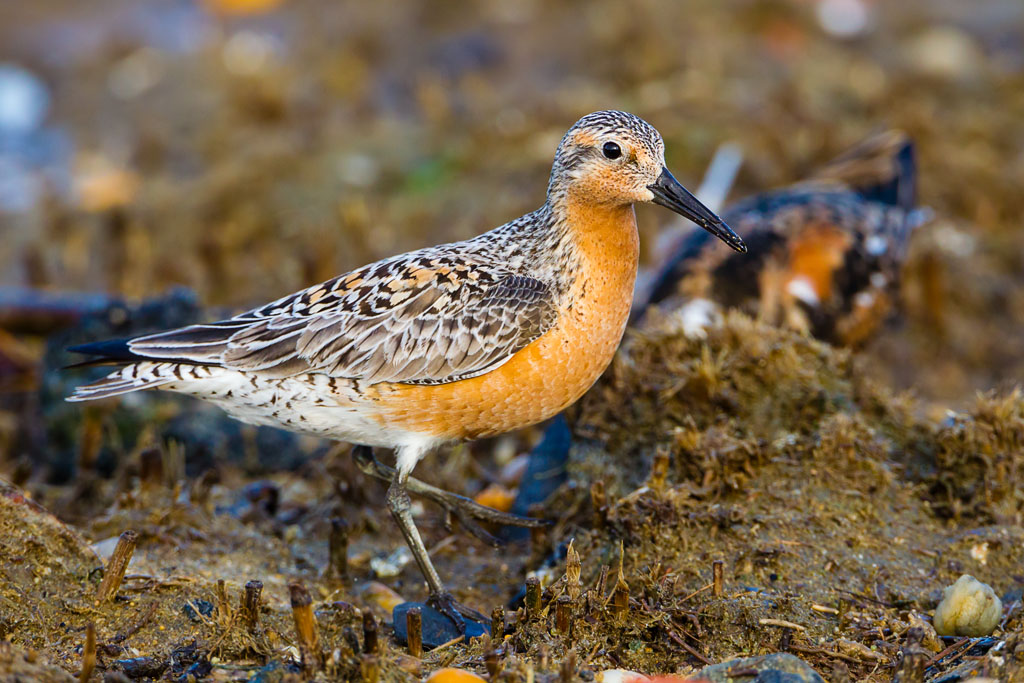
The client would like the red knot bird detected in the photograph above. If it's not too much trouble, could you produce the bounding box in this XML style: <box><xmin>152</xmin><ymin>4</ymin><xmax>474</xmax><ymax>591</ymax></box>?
<box><xmin>67</xmin><ymin>110</ymin><xmax>746</xmax><ymax>629</ymax></box>
<box><xmin>643</xmin><ymin>130</ymin><xmax>929</xmax><ymax>346</ymax></box>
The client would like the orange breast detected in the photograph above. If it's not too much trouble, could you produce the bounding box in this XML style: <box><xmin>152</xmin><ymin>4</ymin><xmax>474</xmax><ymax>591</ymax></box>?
<box><xmin>370</xmin><ymin>204</ymin><xmax>639</xmax><ymax>440</ymax></box>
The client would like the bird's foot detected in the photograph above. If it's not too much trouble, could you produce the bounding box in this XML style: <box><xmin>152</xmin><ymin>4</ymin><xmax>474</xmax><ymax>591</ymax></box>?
<box><xmin>427</xmin><ymin>591</ymin><xmax>489</xmax><ymax>633</ymax></box>
<box><xmin>425</xmin><ymin>486</ymin><xmax>547</xmax><ymax>547</ymax></box>
<box><xmin>352</xmin><ymin>445</ymin><xmax>548</xmax><ymax>547</ymax></box>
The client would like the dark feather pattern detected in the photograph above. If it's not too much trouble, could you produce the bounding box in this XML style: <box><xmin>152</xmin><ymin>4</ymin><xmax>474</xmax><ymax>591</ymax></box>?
<box><xmin>74</xmin><ymin>250</ymin><xmax>561</xmax><ymax>385</ymax></box>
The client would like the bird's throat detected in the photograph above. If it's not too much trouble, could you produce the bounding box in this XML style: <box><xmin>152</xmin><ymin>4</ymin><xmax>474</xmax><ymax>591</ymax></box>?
<box><xmin>557</xmin><ymin>199</ymin><xmax>640</xmax><ymax>318</ymax></box>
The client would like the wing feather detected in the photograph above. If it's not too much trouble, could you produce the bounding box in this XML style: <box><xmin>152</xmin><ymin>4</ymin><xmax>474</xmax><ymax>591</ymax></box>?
<box><xmin>123</xmin><ymin>253</ymin><xmax>558</xmax><ymax>386</ymax></box>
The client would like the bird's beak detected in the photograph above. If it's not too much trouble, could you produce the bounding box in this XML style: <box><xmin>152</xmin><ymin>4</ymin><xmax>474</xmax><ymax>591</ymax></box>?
<box><xmin>648</xmin><ymin>167</ymin><xmax>746</xmax><ymax>253</ymax></box>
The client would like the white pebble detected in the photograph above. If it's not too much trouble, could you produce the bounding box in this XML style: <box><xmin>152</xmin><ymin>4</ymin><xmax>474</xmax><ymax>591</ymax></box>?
<box><xmin>816</xmin><ymin>0</ymin><xmax>872</xmax><ymax>39</ymax></box>
<box><xmin>596</xmin><ymin>670</ymin><xmax>649</xmax><ymax>683</ymax></box>
<box><xmin>0</xmin><ymin>64</ymin><xmax>49</xmax><ymax>134</ymax></box>
<box><xmin>933</xmin><ymin>574</ymin><xmax>1002</xmax><ymax>637</ymax></box>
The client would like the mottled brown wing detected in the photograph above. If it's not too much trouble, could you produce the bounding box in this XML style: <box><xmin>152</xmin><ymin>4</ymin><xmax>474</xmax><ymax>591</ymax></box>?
<box><xmin>128</xmin><ymin>255</ymin><xmax>558</xmax><ymax>386</ymax></box>
<box><xmin>290</xmin><ymin>271</ymin><xmax>556</xmax><ymax>384</ymax></box>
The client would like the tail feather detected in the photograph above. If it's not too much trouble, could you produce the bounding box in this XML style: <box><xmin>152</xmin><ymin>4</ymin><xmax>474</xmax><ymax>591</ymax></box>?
<box><xmin>67</xmin><ymin>338</ymin><xmax>141</xmax><ymax>363</ymax></box>
<box><xmin>66</xmin><ymin>362</ymin><xmax>179</xmax><ymax>402</ymax></box>
<box><xmin>66</xmin><ymin>328</ymin><xmax>230</xmax><ymax>402</ymax></box>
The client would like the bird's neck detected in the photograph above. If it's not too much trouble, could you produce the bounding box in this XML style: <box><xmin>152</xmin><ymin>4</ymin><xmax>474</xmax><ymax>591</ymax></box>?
<box><xmin>547</xmin><ymin>196</ymin><xmax>640</xmax><ymax>314</ymax></box>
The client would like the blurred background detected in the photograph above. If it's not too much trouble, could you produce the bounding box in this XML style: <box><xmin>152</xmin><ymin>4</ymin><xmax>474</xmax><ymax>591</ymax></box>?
<box><xmin>0</xmin><ymin>3</ymin><xmax>1022</xmax><ymax>678</ymax></box>
<box><xmin>0</xmin><ymin>0</ymin><xmax>1022</xmax><ymax>429</ymax></box>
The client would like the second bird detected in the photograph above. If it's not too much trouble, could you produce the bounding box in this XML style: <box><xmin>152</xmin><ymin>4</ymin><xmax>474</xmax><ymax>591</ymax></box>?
<box><xmin>67</xmin><ymin>111</ymin><xmax>746</xmax><ymax>629</ymax></box>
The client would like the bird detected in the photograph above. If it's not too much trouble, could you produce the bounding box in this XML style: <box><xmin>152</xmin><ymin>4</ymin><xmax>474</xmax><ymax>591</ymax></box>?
<box><xmin>66</xmin><ymin>110</ymin><xmax>746</xmax><ymax>629</ymax></box>
<box><xmin>641</xmin><ymin>130</ymin><xmax>930</xmax><ymax>346</ymax></box>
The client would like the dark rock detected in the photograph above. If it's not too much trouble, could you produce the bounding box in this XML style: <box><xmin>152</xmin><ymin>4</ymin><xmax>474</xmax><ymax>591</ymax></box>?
<box><xmin>920</xmin><ymin>587</ymin><xmax>944</xmax><ymax>610</ymax></box>
<box><xmin>113</xmin><ymin>656</ymin><xmax>167</xmax><ymax>678</ymax></box>
<box><xmin>244</xmin><ymin>480</ymin><xmax>281</xmax><ymax>517</ymax></box>
<box><xmin>247</xmin><ymin>660</ymin><xmax>303</xmax><ymax>682</ymax></box>
<box><xmin>697</xmin><ymin>653</ymin><xmax>825</xmax><ymax>683</ymax></box>
<box><xmin>167</xmin><ymin>640</ymin><xmax>208</xmax><ymax>678</ymax></box>
<box><xmin>392</xmin><ymin>602</ymin><xmax>488</xmax><ymax>649</ymax></box>
<box><xmin>183</xmin><ymin>599</ymin><xmax>214</xmax><ymax>622</ymax></box>
<box><xmin>177</xmin><ymin>659</ymin><xmax>213</xmax><ymax>682</ymax></box>
<box><xmin>501</xmin><ymin>414</ymin><xmax>571</xmax><ymax>542</ymax></box>
<box><xmin>30</xmin><ymin>287</ymin><xmax>315</xmax><ymax>483</ymax></box>
<box><xmin>930</xmin><ymin>658</ymin><xmax>987</xmax><ymax>683</ymax></box>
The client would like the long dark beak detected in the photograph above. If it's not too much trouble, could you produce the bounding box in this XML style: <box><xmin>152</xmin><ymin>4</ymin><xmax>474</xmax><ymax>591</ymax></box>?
<box><xmin>648</xmin><ymin>167</ymin><xmax>746</xmax><ymax>253</ymax></box>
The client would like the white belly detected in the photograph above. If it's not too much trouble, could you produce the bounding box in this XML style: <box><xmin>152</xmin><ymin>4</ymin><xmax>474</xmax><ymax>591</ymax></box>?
<box><xmin>165</xmin><ymin>369</ymin><xmax>419</xmax><ymax>449</ymax></box>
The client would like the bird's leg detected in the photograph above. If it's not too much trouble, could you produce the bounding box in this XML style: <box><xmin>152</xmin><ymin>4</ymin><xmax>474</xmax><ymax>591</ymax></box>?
<box><xmin>384</xmin><ymin>472</ymin><xmax>453</xmax><ymax>619</ymax></box>
<box><xmin>384</xmin><ymin>470</ymin><xmax>487</xmax><ymax>629</ymax></box>
<box><xmin>352</xmin><ymin>445</ymin><xmax>546</xmax><ymax>546</ymax></box>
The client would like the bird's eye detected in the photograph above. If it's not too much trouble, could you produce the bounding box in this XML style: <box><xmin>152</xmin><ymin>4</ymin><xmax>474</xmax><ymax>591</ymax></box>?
<box><xmin>602</xmin><ymin>141</ymin><xmax>622</xmax><ymax>160</ymax></box>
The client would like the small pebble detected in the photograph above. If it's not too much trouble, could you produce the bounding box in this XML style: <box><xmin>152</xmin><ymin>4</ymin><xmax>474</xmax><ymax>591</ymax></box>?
<box><xmin>596</xmin><ymin>670</ymin><xmax>650</xmax><ymax>683</ymax></box>
<box><xmin>202</xmin><ymin>0</ymin><xmax>285</xmax><ymax>16</ymax></box>
<box><xmin>816</xmin><ymin>0</ymin><xmax>872</xmax><ymax>39</ymax></box>
<box><xmin>73</xmin><ymin>154</ymin><xmax>139</xmax><ymax>212</ymax></box>
<box><xmin>933</xmin><ymin>574</ymin><xmax>1002</xmax><ymax>637</ymax></box>
<box><xmin>359</xmin><ymin>581</ymin><xmax>405</xmax><ymax>613</ymax></box>
<box><xmin>90</xmin><ymin>536</ymin><xmax>123</xmax><ymax>561</ymax></box>
<box><xmin>907</xmin><ymin>611</ymin><xmax>942</xmax><ymax>652</ymax></box>
<box><xmin>425</xmin><ymin>668</ymin><xmax>486</xmax><ymax>683</ymax></box>
<box><xmin>183</xmin><ymin>599</ymin><xmax>214</xmax><ymax>622</ymax></box>
<box><xmin>107</xmin><ymin>48</ymin><xmax>164</xmax><ymax>100</ymax></box>
<box><xmin>473</xmin><ymin>483</ymin><xmax>516</xmax><ymax>512</ymax></box>
<box><xmin>369</xmin><ymin>546</ymin><xmax>412</xmax><ymax>579</ymax></box>
<box><xmin>222</xmin><ymin>30</ymin><xmax>279</xmax><ymax>76</ymax></box>
<box><xmin>907</xmin><ymin>26</ymin><xmax>983</xmax><ymax>80</ymax></box>
<box><xmin>0</xmin><ymin>64</ymin><xmax>49</xmax><ymax>134</ymax></box>
<box><xmin>498</xmin><ymin>453</ymin><xmax>530</xmax><ymax>486</ymax></box>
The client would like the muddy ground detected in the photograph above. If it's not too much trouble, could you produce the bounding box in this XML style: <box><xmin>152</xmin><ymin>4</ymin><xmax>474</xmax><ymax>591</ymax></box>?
<box><xmin>0</xmin><ymin>0</ymin><xmax>1023</xmax><ymax>681</ymax></box>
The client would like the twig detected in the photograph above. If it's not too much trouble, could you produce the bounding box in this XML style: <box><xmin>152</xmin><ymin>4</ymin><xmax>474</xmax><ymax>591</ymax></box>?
<box><xmin>491</xmin><ymin>606</ymin><xmax>505</xmax><ymax>639</ymax></box>
<box><xmin>555</xmin><ymin>595</ymin><xmax>572</xmax><ymax>636</ymax></box>
<box><xmin>925</xmin><ymin>637</ymin><xmax>970</xmax><ymax>669</ymax></box>
<box><xmin>110</xmin><ymin>602</ymin><xmax>157</xmax><ymax>643</ymax></box>
<box><xmin>406</xmin><ymin>607</ymin><xmax>423</xmax><ymax>658</ymax></box>
<box><xmin>611</xmin><ymin>580</ymin><xmax>629</xmax><ymax>622</ymax></box>
<box><xmin>835</xmin><ymin>588</ymin><xmax>897</xmax><ymax>608</ymax></box>
<box><xmin>681</xmin><ymin>583</ymin><xmax>712</xmax><ymax>602</ymax></box>
<box><xmin>290</xmin><ymin>582</ymin><xmax>322</xmax><ymax>673</ymax></box>
<box><xmin>80</xmin><ymin>623</ymin><xmax>96</xmax><ymax>683</ymax></box>
<box><xmin>665</xmin><ymin>627</ymin><xmax>712</xmax><ymax>665</ymax></box>
<box><xmin>759</xmin><ymin>618</ymin><xmax>806</xmax><ymax>631</ymax></box>
<box><xmin>788</xmin><ymin>643</ymin><xmax>866</xmax><ymax>665</ymax></box>
<box><xmin>362</xmin><ymin>611</ymin><xmax>379</xmax><ymax>654</ymax></box>
<box><xmin>96</xmin><ymin>531</ymin><xmax>138</xmax><ymax>603</ymax></box>
<box><xmin>712</xmin><ymin>561</ymin><xmax>724</xmax><ymax>597</ymax></box>
<box><xmin>426</xmin><ymin>634</ymin><xmax>464</xmax><ymax>656</ymax></box>
<box><xmin>241</xmin><ymin>580</ymin><xmax>263</xmax><ymax>634</ymax></box>
<box><xmin>525</xmin><ymin>577</ymin><xmax>542</xmax><ymax>617</ymax></box>
<box><xmin>595</xmin><ymin>565</ymin><xmax>610</xmax><ymax>599</ymax></box>
<box><xmin>215</xmin><ymin>580</ymin><xmax>229</xmax><ymax>622</ymax></box>
<box><xmin>328</xmin><ymin>518</ymin><xmax>350</xmax><ymax>580</ymax></box>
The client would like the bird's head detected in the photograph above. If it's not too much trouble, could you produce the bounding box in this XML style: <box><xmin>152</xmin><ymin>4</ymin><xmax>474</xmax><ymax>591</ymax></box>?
<box><xmin>549</xmin><ymin>110</ymin><xmax>746</xmax><ymax>253</ymax></box>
